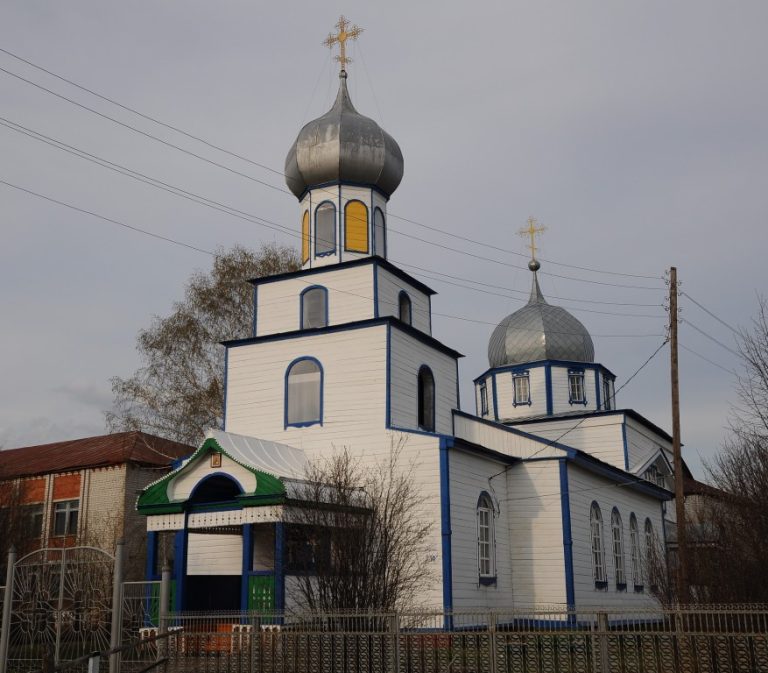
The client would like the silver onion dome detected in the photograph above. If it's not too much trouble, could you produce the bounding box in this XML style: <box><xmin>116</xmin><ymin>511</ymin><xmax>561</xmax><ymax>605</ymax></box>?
<box><xmin>285</xmin><ymin>70</ymin><xmax>404</xmax><ymax>199</ymax></box>
<box><xmin>488</xmin><ymin>270</ymin><xmax>595</xmax><ymax>368</ymax></box>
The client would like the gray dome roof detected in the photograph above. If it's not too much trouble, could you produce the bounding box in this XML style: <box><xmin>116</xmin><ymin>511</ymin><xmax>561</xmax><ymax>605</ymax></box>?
<box><xmin>285</xmin><ymin>71</ymin><xmax>404</xmax><ymax>199</ymax></box>
<box><xmin>488</xmin><ymin>273</ymin><xmax>595</xmax><ymax>368</ymax></box>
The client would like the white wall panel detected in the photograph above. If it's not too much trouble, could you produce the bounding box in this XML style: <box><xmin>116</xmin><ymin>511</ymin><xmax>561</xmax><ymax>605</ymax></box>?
<box><xmin>169</xmin><ymin>454</ymin><xmax>257</xmax><ymax>502</ymax></box>
<box><xmin>453</xmin><ymin>414</ymin><xmax>565</xmax><ymax>460</ymax></box>
<box><xmin>187</xmin><ymin>533</ymin><xmax>242</xmax><ymax>576</ymax></box>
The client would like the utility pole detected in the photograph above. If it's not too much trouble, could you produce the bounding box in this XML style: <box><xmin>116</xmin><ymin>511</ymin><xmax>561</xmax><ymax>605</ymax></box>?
<box><xmin>669</xmin><ymin>266</ymin><xmax>689</xmax><ymax>604</ymax></box>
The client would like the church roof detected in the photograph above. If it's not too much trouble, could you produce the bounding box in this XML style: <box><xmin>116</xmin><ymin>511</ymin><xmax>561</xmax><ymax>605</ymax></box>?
<box><xmin>0</xmin><ymin>431</ymin><xmax>192</xmax><ymax>481</ymax></box>
<box><xmin>205</xmin><ymin>429</ymin><xmax>307</xmax><ymax>480</ymax></box>
<box><xmin>284</xmin><ymin>70</ymin><xmax>404</xmax><ymax>199</ymax></box>
<box><xmin>487</xmin><ymin>270</ymin><xmax>594</xmax><ymax>368</ymax></box>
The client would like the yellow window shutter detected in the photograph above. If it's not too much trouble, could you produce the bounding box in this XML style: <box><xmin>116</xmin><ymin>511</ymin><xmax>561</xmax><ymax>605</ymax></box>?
<box><xmin>301</xmin><ymin>211</ymin><xmax>310</xmax><ymax>263</ymax></box>
<box><xmin>344</xmin><ymin>201</ymin><xmax>368</xmax><ymax>253</ymax></box>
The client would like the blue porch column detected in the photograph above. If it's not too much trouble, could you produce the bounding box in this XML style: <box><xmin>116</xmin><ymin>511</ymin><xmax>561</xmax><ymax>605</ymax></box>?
<box><xmin>173</xmin><ymin>528</ymin><xmax>188</xmax><ymax>613</ymax></box>
<box><xmin>145</xmin><ymin>531</ymin><xmax>158</xmax><ymax>580</ymax></box>
<box><xmin>241</xmin><ymin>523</ymin><xmax>253</xmax><ymax>612</ymax></box>
<box><xmin>274</xmin><ymin>522</ymin><xmax>285</xmax><ymax>614</ymax></box>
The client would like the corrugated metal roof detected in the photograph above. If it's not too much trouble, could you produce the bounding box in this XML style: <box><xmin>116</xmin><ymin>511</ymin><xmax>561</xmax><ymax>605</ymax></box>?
<box><xmin>205</xmin><ymin>429</ymin><xmax>307</xmax><ymax>480</ymax></box>
<box><xmin>0</xmin><ymin>431</ymin><xmax>194</xmax><ymax>480</ymax></box>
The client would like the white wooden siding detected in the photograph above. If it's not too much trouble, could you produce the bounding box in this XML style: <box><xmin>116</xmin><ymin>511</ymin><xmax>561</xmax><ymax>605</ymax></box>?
<box><xmin>388</xmin><ymin>327</ymin><xmax>457</xmax><ymax>435</ymax></box>
<box><xmin>506</xmin><ymin>460</ymin><xmax>567</xmax><ymax>605</ymax></box>
<box><xmin>567</xmin><ymin>463</ymin><xmax>663</xmax><ymax>608</ymax></box>
<box><xmin>376</xmin><ymin>268</ymin><xmax>432</xmax><ymax>334</ymax></box>
<box><xmin>453</xmin><ymin>414</ymin><xmax>566</xmax><ymax>460</ymax></box>
<box><xmin>510</xmin><ymin>415</ymin><xmax>626</xmax><ymax>468</ymax></box>
<box><xmin>449</xmin><ymin>447</ymin><xmax>514</xmax><ymax>609</ymax></box>
<box><xmin>169</xmin><ymin>454</ymin><xmax>257</xmax><ymax>502</ymax></box>
<box><xmin>495</xmin><ymin>368</ymin><xmax>548</xmax><ymax>420</ymax></box>
<box><xmin>625</xmin><ymin>417</ymin><xmax>672</xmax><ymax>473</ymax></box>
<box><xmin>256</xmin><ymin>265</ymin><xmax>374</xmax><ymax>336</ymax></box>
<box><xmin>187</xmin><ymin>533</ymin><xmax>242</xmax><ymax>575</ymax></box>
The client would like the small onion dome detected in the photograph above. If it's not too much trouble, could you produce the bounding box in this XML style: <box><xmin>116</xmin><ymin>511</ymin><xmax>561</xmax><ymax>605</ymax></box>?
<box><xmin>488</xmin><ymin>270</ymin><xmax>595</xmax><ymax>368</ymax></box>
<box><xmin>285</xmin><ymin>70</ymin><xmax>404</xmax><ymax>199</ymax></box>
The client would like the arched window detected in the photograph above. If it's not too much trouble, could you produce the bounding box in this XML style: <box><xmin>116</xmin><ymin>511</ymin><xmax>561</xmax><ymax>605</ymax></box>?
<box><xmin>629</xmin><ymin>514</ymin><xmax>642</xmax><ymax>590</ymax></box>
<box><xmin>477</xmin><ymin>493</ymin><xmax>496</xmax><ymax>580</ymax></box>
<box><xmin>373</xmin><ymin>208</ymin><xmax>386</xmax><ymax>257</ymax></box>
<box><xmin>301</xmin><ymin>210</ymin><xmax>310</xmax><ymax>264</ymax></box>
<box><xmin>285</xmin><ymin>357</ymin><xmax>323</xmax><ymax>427</ymax></box>
<box><xmin>315</xmin><ymin>202</ymin><xmax>336</xmax><ymax>256</ymax></box>
<box><xmin>301</xmin><ymin>286</ymin><xmax>328</xmax><ymax>329</ymax></box>
<box><xmin>417</xmin><ymin>366</ymin><xmax>435</xmax><ymax>432</ymax></box>
<box><xmin>344</xmin><ymin>200</ymin><xmax>368</xmax><ymax>253</ymax></box>
<box><xmin>590</xmin><ymin>502</ymin><xmax>607</xmax><ymax>587</ymax></box>
<box><xmin>189</xmin><ymin>474</ymin><xmax>242</xmax><ymax>504</ymax></box>
<box><xmin>611</xmin><ymin>508</ymin><xmax>626</xmax><ymax>590</ymax></box>
<box><xmin>398</xmin><ymin>291</ymin><xmax>412</xmax><ymax>325</ymax></box>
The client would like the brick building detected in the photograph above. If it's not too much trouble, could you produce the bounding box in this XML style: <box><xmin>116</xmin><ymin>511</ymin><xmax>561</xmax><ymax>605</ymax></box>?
<box><xmin>0</xmin><ymin>431</ymin><xmax>193</xmax><ymax>579</ymax></box>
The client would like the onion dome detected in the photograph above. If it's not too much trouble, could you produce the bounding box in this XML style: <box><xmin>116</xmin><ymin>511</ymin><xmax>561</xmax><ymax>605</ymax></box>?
<box><xmin>488</xmin><ymin>262</ymin><xmax>595</xmax><ymax>368</ymax></box>
<box><xmin>284</xmin><ymin>70</ymin><xmax>404</xmax><ymax>199</ymax></box>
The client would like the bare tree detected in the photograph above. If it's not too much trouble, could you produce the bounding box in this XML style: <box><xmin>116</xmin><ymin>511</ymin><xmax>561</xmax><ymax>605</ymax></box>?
<box><xmin>289</xmin><ymin>440</ymin><xmax>434</xmax><ymax>612</ymax></box>
<box><xmin>106</xmin><ymin>243</ymin><xmax>300</xmax><ymax>445</ymax></box>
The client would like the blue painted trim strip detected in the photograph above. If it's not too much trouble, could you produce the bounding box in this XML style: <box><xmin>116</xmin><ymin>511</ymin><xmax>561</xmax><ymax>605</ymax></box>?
<box><xmin>385</xmin><ymin>324</ymin><xmax>391</xmax><ymax>427</ymax></box>
<box><xmin>252</xmin><ymin>285</ymin><xmax>258</xmax><ymax>337</ymax></box>
<box><xmin>621</xmin><ymin>420</ymin><xmax>630</xmax><ymax>470</ymax></box>
<box><xmin>284</xmin><ymin>356</ymin><xmax>324</xmax><ymax>429</ymax></box>
<box><xmin>145</xmin><ymin>531</ymin><xmax>157</xmax><ymax>581</ymax></box>
<box><xmin>173</xmin><ymin>524</ymin><xmax>187</xmax><ymax>612</ymax></box>
<box><xmin>241</xmin><ymin>523</ymin><xmax>252</xmax><ymax>612</ymax></box>
<box><xmin>545</xmin><ymin>364</ymin><xmax>553</xmax><ymax>416</ymax></box>
<box><xmin>594</xmin><ymin>369</ymin><xmax>602</xmax><ymax>410</ymax></box>
<box><xmin>222</xmin><ymin>348</ymin><xmax>229</xmax><ymax>431</ymax></box>
<box><xmin>275</xmin><ymin>522</ymin><xmax>285</xmax><ymax>613</ymax></box>
<box><xmin>439</xmin><ymin>437</ymin><xmax>454</xmax><ymax>628</ymax></box>
<box><xmin>455</xmin><ymin>359</ymin><xmax>461</xmax><ymax>411</ymax></box>
<box><xmin>559</xmin><ymin>460</ymin><xmax>576</xmax><ymax>618</ymax></box>
<box><xmin>373</xmin><ymin>263</ymin><xmax>379</xmax><ymax>318</ymax></box>
<box><xmin>492</xmin><ymin>373</ymin><xmax>499</xmax><ymax>421</ymax></box>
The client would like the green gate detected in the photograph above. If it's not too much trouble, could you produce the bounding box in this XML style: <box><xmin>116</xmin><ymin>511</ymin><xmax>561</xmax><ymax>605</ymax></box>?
<box><xmin>247</xmin><ymin>574</ymin><xmax>275</xmax><ymax>611</ymax></box>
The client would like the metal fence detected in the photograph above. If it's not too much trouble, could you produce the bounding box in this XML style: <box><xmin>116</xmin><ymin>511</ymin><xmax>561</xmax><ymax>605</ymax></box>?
<box><xmin>139</xmin><ymin>606</ymin><xmax>768</xmax><ymax>673</ymax></box>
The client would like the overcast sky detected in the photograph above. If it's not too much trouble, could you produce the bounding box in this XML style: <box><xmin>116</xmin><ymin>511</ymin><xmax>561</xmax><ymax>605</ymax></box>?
<box><xmin>1</xmin><ymin>1</ymin><xmax>766</xmax><ymax>478</ymax></box>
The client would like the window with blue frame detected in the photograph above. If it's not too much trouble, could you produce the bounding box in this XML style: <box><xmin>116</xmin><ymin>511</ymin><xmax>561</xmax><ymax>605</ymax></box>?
<box><xmin>611</xmin><ymin>508</ymin><xmax>627</xmax><ymax>590</ymax></box>
<box><xmin>315</xmin><ymin>202</ymin><xmax>336</xmax><ymax>256</ymax></box>
<box><xmin>301</xmin><ymin>286</ymin><xmax>328</xmax><ymax>329</ymax></box>
<box><xmin>398</xmin><ymin>291</ymin><xmax>412</xmax><ymax>325</ymax></box>
<box><xmin>417</xmin><ymin>366</ymin><xmax>435</xmax><ymax>432</ymax></box>
<box><xmin>590</xmin><ymin>502</ymin><xmax>607</xmax><ymax>589</ymax></box>
<box><xmin>569</xmin><ymin>369</ymin><xmax>586</xmax><ymax>405</ymax></box>
<box><xmin>480</xmin><ymin>381</ymin><xmax>489</xmax><ymax>416</ymax></box>
<box><xmin>286</xmin><ymin>358</ymin><xmax>323</xmax><ymax>426</ymax></box>
<box><xmin>512</xmin><ymin>372</ymin><xmax>531</xmax><ymax>406</ymax></box>
<box><xmin>373</xmin><ymin>208</ymin><xmax>386</xmax><ymax>257</ymax></box>
<box><xmin>477</xmin><ymin>493</ymin><xmax>496</xmax><ymax>581</ymax></box>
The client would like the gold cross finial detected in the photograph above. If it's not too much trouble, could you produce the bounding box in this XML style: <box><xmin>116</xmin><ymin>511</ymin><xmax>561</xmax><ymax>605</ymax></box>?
<box><xmin>518</xmin><ymin>216</ymin><xmax>547</xmax><ymax>261</ymax></box>
<box><xmin>323</xmin><ymin>15</ymin><xmax>364</xmax><ymax>72</ymax></box>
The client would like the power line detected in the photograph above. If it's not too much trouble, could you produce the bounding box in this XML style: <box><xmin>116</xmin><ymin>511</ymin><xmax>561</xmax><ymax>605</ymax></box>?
<box><xmin>681</xmin><ymin>320</ymin><xmax>741</xmax><ymax>358</ymax></box>
<box><xmin>679</xmin><ymin>343</ymin><xmax>736</xmax><ymax>376</ymax></box>
<box><xmin>681</xmin><ymin>292</ymin><xmax>740</xmax><ymax>336</ymax></box>
<box><xmin>0</xmin><ymin>52</ymin><xmax>664</xmax><ymax>286</ymax></box>
<box><xmin>0</xmin><ymin>116</ymin><xmax>665</xmax><ymax>319</ymax></box>
<box><xmin>1</xmin><ymin>178</ymin><xmax>666</xmax><ymax>340</ymax></box>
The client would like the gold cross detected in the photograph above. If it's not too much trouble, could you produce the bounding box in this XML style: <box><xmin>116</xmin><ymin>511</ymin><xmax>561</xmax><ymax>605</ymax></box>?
<box><xmin>323</xmin><ymin>15</ymin><xmax>364</xmax><ymax>72</ymax></box>
<box><xmin>518</xmin><ymin>217</ymin><xmax>547</xmax><ymax>260</ymax></box>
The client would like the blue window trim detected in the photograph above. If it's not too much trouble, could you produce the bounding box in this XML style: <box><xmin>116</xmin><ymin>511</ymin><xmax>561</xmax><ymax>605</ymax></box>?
<box><xmin>299</xmin><ymin>285</ymin><xmax>329</xmax><ymax>330</ymax></box>
<box><xmin>479</xmin><ymin>381</ymin><xmax>488</xmax><ymax>416</ymax></box>
<box><xmin>398</xmin><ymin>290</ymin><xmax>412</xmax><ymax>325</ymax></box>
<box><xmin>476</xmin><ymin>491</ymin><xmax>497</xmax><ymax>584</ymax></box>
<box><xmin>343</xmin><ymin>199</ymin><xmax>370</xmax><ymax>254</ymax></box>
<box><xmin>418</xmin><ymin>364</ymin><xmax>436</xmax><ymax>432</ymax></box>
<box><xmin>512</xmin><ymin>371</ymin><xmax>532</xmax><ymax>407</ymax></box>
<box><xmin>373</xmin><ymin>207</ymin><xmax>386</xmax><ymax>258</ymax></box>
<box><xmin>284</xmin><ymin>356</ymin><xmax>324</xmax><ymax>429</ymax></box>
<box><xmin>314</xmin><ymin>200</ymin><xmax>336</xmax><ymax>257</ymax></box>
<box><xmin>568</xmin><ymin>368</ymin><xmax>588</xmax><ymax>406</ymax></box>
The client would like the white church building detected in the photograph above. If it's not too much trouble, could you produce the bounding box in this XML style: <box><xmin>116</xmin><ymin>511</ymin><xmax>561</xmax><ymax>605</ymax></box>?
<box><xmin>137</xmin><ymin>42</ymin><xmax>673</xmax><ymax>615</ymax></box>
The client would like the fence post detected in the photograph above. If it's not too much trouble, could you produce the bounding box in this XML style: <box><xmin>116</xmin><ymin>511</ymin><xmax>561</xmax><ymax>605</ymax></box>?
<box><xmin>158</xmin><ymin>564</ymin><xmax>171</xmax><ymax>660</ymax></box>
<box><xmin>391</xmin><ymin>614</ymin><xmax>400</xmax><ymax>673</ymax></box>
<box><xmin>488</xmin><ymin>612</ymin><xmax>497</xmax><ymax>673</ymax></box>
<box><xmin>597</xmin><ymin>611</ymin><xmax>610</xmax><ymax>673</ymax></box>
<box><xmin>109</xmin><ymin>539</ymin><xmax>125</xmax><ymax>673</ymax></box>
<box><xmin>0</xmin><ymin>546</ymin><xmax>17</xmax><ymax>673</ymax></box>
